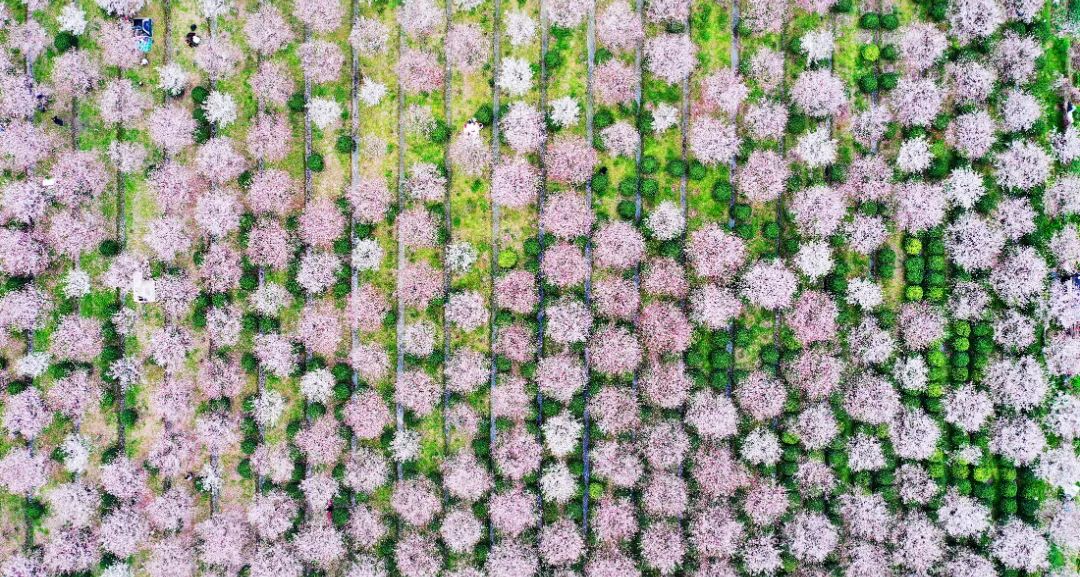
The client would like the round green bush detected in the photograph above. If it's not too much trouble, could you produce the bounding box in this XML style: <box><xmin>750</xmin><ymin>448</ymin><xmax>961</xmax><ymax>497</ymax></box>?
<box><xmin>594</xmin><ymin>108</ymin><xmax>615</xmax><ymax>129</ymax></box>
<box><xmin>474</xmin><ymin>104</ymin><xmax>494</xmax><ymax>125</ymax></box>
<box><xmin>25</xmin><ymin>500</ymin><xmax>45</xmax><ymax>520</ymax></box>
<box><xmin>858</xmin><ymin>73</ymin><xmax>879</xmax><ymax>94</ymax></box>
<box><xmin>861</xmin><ymin>44</ymin><xmax>880</xmax><ymax>62</ymax></box>
<box><xmin>732</xmin><ymin>203</ymin><xmax>752</xmax><ymax>222</ymax></box>
<box><xmin>545</xmin><ymin>49</ymin><xmax>564</xmax><ymax>69</ymax></box>
<box><xmin>904</xmin><ymin>238</ymin><xmax>923</xmax><ymax>255</ymax></box>
<box><xmin>712</xmin><ymin>181</ymin><xmax>732</xmax><ymax>202</ymax></box>
<box><xmin>54</xmin><ymin>32</ymin><xmax>77</xmax><ymax>52</ymax></box>
<box><xmin>787</xmin><ymin>114</ymin><xmax>808</xmax><ymax>134</ymax></box>
<box><xmin>879</xmin><ymin>72</ymin><xmax>899</xmax><ymax>90</ymax></box>
<box><xmin>762</xmin><ymin>221</ymin><xmax>780</xmax><ymax>240</ymax></box>
<box><xmin>666</xmin><ymin>159</ymin><xmax>686</xmax><ymax>178</ymax></box>
<box><xmin>99</xmin><ymin>239</ymin><xmax>121</xmax><ymax>256</ymax></box>
<box><xmin>120</xmin><ymin>408</ymin><xmax>138</xmax><ymax>427</ymax></box>
<box><xmin>640</xmin><ymin>155</ymin><xmax>660</xmax><ymax>174</ymax></box>
<box><xmin>687</xmin><ymin>161</ymin><xmax>706</xmax><ymax>181</ymax></box>
<box><xmin>617</xmin><ymin>200</ymin><xmax>637</xmax><ymax>220</ymax></box>
<box><xmin>194</xmin><ymin>122</ymin><xmax>211</xmax><ymax>144</ymax></box>
<box><xmin>498</xmin><ymin>249</ymin><xmax>518</xmax><ymax>269</ymax></box>
<box><xmin>592</xmin><ymin>171</ymin><xmax>610</xmax><ymax>195</ymax></box>
<box><xmin>524</xmin><ymin>237</ymin><xmax>541</xmax><ymax>256</ymax></box>
<box><xmin>191</xmin><ymin>86</ymin><xmax>210</xmax><ymax>104</ymax></box>
<box><xmin>287</xmin><ymin>92</ymin><xmax>306</xmax><ymax>112</ymax></box>
<box><xmin>640</xmin><ymin>178</ymin><xmax>659</xmax><ymax>200</ymax></box>
<box><xmin>929</xmin><ymin>0</ymin><xmax>948</xmax><ymax>21</ymax></box>
<box><xmin>881</xmin><ymin>44</ymin><xmax>899</xmax><ymax>61</ymax></box>
<box><xmin>308</xmin><ymin>153</ymin><xmax>325</xmax><ymax>172</ymax></box>
<box><xmin>336</xmin><ymin>135</ymin><xmax>356</xmax><ymax>153</ymax></box>
<box><xmin>429</xmin><ymin>120</ymin><xmax>450</xmax><ymax>143</ymax></box>
<box><xmin>860</xmin><ymin>13</ymin><xmax>880</xmax><ymax>29</ymax></box>
<box><xmin>880</xmin><ymin>12</ymin><xmax>899</xmax><ymax>30</ymax></box>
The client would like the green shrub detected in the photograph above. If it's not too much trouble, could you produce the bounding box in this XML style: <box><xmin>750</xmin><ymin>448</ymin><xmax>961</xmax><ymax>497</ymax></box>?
<box><xmin>545</xmin><ymin>49</ymin><xmax>564</xmax><ymax>69</ymax></box>
<box><xmin>429</xmin><ymin>120</ymin><xmax>450</xmax><ymax>143</ymax></box>
<box><xmin>904</xmin><ymin>238</ymin><xmax>923</xmax><ymax>255</ymax></box>
<box><xmin>497</xmin><ymin>249</ymin><xmax>518</xmax><ymax>269</ymax></box>
<box><xmin>712</xmin><ymin>181</ymin><xmax>732</xmax><ymax>202</ymax></box>
<box><xmin>861</xmin><ymin>44</ymin><xmax>880</xmax><ymax>62</ymax></box>
<box><xmin>640</xmin><ymin>155</ymin><xmax>660</xmax><ymax>174</ymax></box>
<box><xmin>474</xmin><ymin>104</ymin><xmax>494</xmax><ymax>125</ymax></box>
<box><xmin>120</xmin><ymin>408</ymin><xmax>138</xmax><ymax>427</ymax></box>
<box><xmin>335</xmin><ymin>135</ymin><xmax>355</xmax><ymax>154</ymax></box>
<box><xmin>54</xmin><ymin>32</ymin><xmax>77</xmax><ymax>52</ymax></box>
<box><xmin>617</xmin><ymin>200</ymin><xmax>636</xmax><ymax>220</ymax></box>
<box><xmin>929</xmin><ymin>0</ymin><xmax>947</xmax><ymax>20</ymax></box>
<box><xmin>308</xmin><ymin>153</ymin><xmax>325</xmax><ymax>172</ymax></box>
<box><xmin>860</xmin><ymin>13</ymin><xmax>880</xmax><ymax>29</ymax></box>
<box><xmin>879</xmin><ymin>72</ymin><xmax>899</xmax><ymax>90</ymax></box>
<box><xmin>594</xmin><ymin>108</ymin><xmax>615</xmax><ymax>129</ymax></box>
<box><xmin>732</xmin><ymin>203</ymin><xmax>752</xmax><ymax>222</ymax></box>
<box><xmin>880</xmin><ymin>12</ymin><xmax>899</xmax><ymax>30</ymax></box>
<box><xmin>687</xmin><ymin>161</ymin><xmax>706</xmax><ymax>181</ymax></box>
<box><xmin>99</xmin><ymin>239</ymin><xmax>121</xmax><ymax>256</ymax></box>
<box><xmin>858</xmin><ymin>73</ymin><xmax>879</xmax><ymax>93</ymax></box>
<box><xmin>762</xmin><ymin>221</ymin><xmax>780</xmax><ymax>240</ymax></box>
<box><xmin>640</xmin><ymin>178</ymin><xmax>659</xmax><ymax>200</ymax></box>
<box><xmin>194</xmin><ymin>121</ymin><xmax>211</xmax><ymax>144</ymax></box>
<box><xmin>287</xmin><ymin>92</ymin><xmax>306</xmax><ymax>112</ymax></box>
<box><xmin>593</xmin><ymin>171</ymin><xmax>610</xmax><ymax>195</ymax></box>
<box><xmin>524</xmin><ymin>238</ymin><xmax>541</xmax><ymax>256</ymax></box>
<box><xmin>192</xmin><ymin>86</ymin><xmax>210</xmax><ymax>104</ymax></box>
<box><xmin>881</xmin><ymin>44</ymin><xmax>899</xmax><ymax>61</ymax></box>
<box><xmin>666</xmin><ymin>159</ymin><xmax>686</xmax><ymax>178</ymax></box>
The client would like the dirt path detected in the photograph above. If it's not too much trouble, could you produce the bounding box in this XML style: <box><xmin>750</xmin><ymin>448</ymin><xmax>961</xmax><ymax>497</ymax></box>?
<box><xmin>580</xmin><ymin>0</ymin><xmax>598</xmax><ymax>535</ymax></box>
<box><xmin>487</xmin><ymin>0</ymin><xmax>503</xmax><ymax>546</ymax></box>
<box><xmin>394</xmin><ymin>26</ymin><xmax>407</xmax><ymax>483</ymax></box>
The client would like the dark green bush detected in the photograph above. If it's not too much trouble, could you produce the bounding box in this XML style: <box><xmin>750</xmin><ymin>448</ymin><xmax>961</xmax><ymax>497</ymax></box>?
<box><xmin>474</xmin><ymin>104</ymin><xmax>494</xmax><ymax>125</ymax></box>
<box><xmin>687</xmin><ymin>161</ymin><xmax>706</xmax><ymax>180</ymax></box>
<box><xmin>336</xmin><ymin>135</ymin><xmax>356</xmax><ymax>153</ymax></box>
<box><xmin>640</xmin><ymin>155</ymin><xmax>660</xmax><ymax>174</ymax></box>
<box><xmin>712</xmin><ymin>181</ymin><xmax>732</xmax><ymax>202</ymax></box>
<box><xmin>429</xmin><ymin>120</ymin><xmax>450</xmax><ymax>143</ymax></box>
<box><xmin>287</xmin><ymin>92</ymin><xmax>306</xmax><ymax>112</ymax></box>
<box><xmin>54</xmin><ymin>32</ymin><xmax>77</xmax><ymax>52</ymax></box>
<box><xmin>592</xmin><ymin>171</ymin><xmax>610</xmax><ymax>195</ymax></box>
<box><xmin>192</xmin><ymin>86</ymin><xmax>210</xmax><ymax>105</ymax></box>
<box><xmin>858</xmin><ymin>74</ymin><xmax>879</xmax><ymax>93</ymax></box>
<box><xmin>594</xmin><ymin>108</ymin><xmax>615</xmax><ymax>129</ymax></box>
<box><xmin>99</xmin><ymin>239</ymin><xmax>121</xmax><ymax>256</ymax></box>
<box><xmin>666</xmin><ymin>159</ymin><xmax>686</xmax><ymax>178</ymax></box>
<box><xmin>640</xmin><ymin>178</ymin><xmax>659</xmax><ymax>200</ymax></box>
